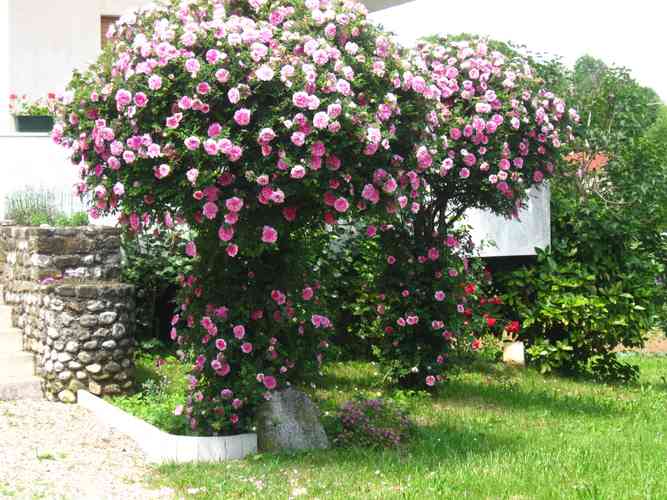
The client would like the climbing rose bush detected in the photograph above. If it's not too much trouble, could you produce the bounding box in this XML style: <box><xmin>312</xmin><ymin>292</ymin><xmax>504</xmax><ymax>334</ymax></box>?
<box><xmin>363</xmin><ymin>36</ymin><xmax>579</xmax><ymax>386</ymax></box>
<box><xmin>53</xmin><ymin>0</ymin><xmax>441</xmax><ymax>434</ymax></box>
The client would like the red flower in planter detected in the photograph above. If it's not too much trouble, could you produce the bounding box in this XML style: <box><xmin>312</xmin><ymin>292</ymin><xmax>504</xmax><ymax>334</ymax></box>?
<box><xmin>486</xmin><ymin>316</ymin><xmax>497</xmax><ymax>328</ymax></box>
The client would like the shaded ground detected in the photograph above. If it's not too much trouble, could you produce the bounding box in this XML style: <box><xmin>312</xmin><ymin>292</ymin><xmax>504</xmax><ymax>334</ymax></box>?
<box><xmin>618</xmin><ymin>330</ymin><xmax>667</xmax><ymax>354</ymax></box>
<box><xmin>0</xmin><ymin>400</ymin><xmax>174</xmax><ymax>499</ymax></box>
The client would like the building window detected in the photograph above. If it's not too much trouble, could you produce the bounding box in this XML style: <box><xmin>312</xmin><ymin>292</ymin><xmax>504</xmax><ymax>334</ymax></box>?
<box><xmin>101</xmin><ymin>16</ymin><xmax>120</xmax><ymax>48</ymax></box>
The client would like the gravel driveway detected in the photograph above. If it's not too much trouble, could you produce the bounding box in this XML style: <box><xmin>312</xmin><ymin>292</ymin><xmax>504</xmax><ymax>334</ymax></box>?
<box><xmin>0</xmin><ymin>400</ymin><xmax>175</xmax><ymax>499</ymax></box>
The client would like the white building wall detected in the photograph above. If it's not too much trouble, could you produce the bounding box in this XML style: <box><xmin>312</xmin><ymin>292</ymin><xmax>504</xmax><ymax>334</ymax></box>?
<box><xmin>0</xmin><ymin>0</ymin><xmax>11</xmax><ymax>133</ymax></box>
<box><xmin>2</xmin><ymin>0</ymin><xmax>143</xmax><ymax>134</ymax></box>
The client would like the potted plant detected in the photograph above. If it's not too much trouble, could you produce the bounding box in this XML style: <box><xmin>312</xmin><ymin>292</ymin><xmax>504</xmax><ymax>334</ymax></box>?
<box><xmin>9</xmin><ymin>92</ymin><xmax>56</xmax><ymax>132</ymax></box>
<box><xmin>502</xmin><ymin>320</ymin><xmax>525</xmax><ymax>366</ymax></box>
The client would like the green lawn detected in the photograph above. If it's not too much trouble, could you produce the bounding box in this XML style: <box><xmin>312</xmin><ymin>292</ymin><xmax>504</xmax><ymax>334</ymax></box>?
<box><xmin>153</xmin><ymin>356</ymin><xmax>667</xmax><ymax>499</ymax></box>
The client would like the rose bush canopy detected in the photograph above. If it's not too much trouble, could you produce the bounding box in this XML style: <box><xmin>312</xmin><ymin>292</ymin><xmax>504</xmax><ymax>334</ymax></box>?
<box><xmin>53</xmin><ymin>0</ymin><xmax>576</xmax><ymax>434</ymax></box>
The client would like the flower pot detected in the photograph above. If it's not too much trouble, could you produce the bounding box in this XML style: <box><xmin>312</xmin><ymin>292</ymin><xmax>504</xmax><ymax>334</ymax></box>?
<box><xmin>502</xmin><ymin>341</ymin><xmax>525</xmax><ymax>367</ymax></box>
<box><xmin>13</xmin><ymin>115</ymin><xmax>54</xmax><ymax>133</ymax></box>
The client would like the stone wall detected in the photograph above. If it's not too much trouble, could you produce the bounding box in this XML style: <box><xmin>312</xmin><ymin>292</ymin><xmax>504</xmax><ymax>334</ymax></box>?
<box><xmin>0</xmin><ymin>225</ymin><xmax>136</xmax><ymax>402</ymax></box>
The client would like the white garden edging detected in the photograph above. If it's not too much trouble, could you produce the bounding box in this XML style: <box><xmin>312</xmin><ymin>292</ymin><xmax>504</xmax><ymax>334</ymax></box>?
<box><xmin>77</xmin><ymin>390</ymin><xmax>257</xmax><ymax>463</ymax></box>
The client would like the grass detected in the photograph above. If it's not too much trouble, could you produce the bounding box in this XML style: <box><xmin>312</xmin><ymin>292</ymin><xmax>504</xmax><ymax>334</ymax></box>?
<box><xmin>149</xmin><ymin>356</ymin><xmax>667</xmax><ymax>499</ymax></box>
<box><xmin>110</xmin><ymin>343</ymin><xmax>191</xmax><ymax>435</ymax></box>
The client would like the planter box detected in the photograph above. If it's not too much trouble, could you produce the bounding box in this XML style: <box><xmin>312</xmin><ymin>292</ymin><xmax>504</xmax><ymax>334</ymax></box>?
<box><xmin>503</xmin><ymin>341</ymin><xmax>526</xmax><ymax>367</ymax></box>
<box><xmin>13</xmin><ymin>115</ymin><xmax>54</xmax><ymax>133</ymax></box>
<box><xmin>77</xmin><ymin>390</ymin><xmax>257</xmax><ymax>463</ymax></box>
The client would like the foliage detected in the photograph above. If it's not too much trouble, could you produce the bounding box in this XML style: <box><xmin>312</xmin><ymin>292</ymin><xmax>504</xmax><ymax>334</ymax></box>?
<box><xmin>5</xmin><ymin>187</ymin><xmax>89</xmax><ymax>226</ymax></box>
<box><xmin>371</xmin><ymin>228</ymin><xmax>507</xmax><ymax>386</ymax></box>
<box><xmin>498</xmin><ymin>242</ymin><xmax>654</xmax><ymax>382</ymax></box>
<box><xmin>363</xmin><ymin>35</ymin><xmax>575</xmax><ymax>386</ymax></box>
<box><xmin>334</xmin><ymin>397</ymin><xmax>414</xmax><ymax>448</ymax></box>
<box><xmin>121</xmin><ymin>226</ymin><xmax>193</xmax><ymax>341</ymax></box>
<box><xmin>495</xmin><ymin>58</ymin><xmax>665</xmax><ymax>381</ymax></box>
<box><xmin>111</xmin><ymin>343</ymin><xmax>191</xmax><ymax>435</ymax></box>
<box><xmin>8</xmin><ymin>92</ymin><xmax>58</xmax><ymax>116</ymax></box>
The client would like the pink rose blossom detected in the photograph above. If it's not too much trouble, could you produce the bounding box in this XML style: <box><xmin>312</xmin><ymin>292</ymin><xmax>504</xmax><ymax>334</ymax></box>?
<box><xmin>263</xmin><ymin>376</ymin><xmax>277</xmax><ymax>390</ymax></box>
<box><xmin>233</xmin><ymin>108</ymin><xmax>252</xmax><ymax>126</ymax></box>
<box><xmin>233</xmin><ymin>325</ymin><xmax>246</xmax><ymax>340</ymax></box>
<box><xmin>261</xmin><ymin>225</ymin><xmax>278</xmax><ymax>244</ymax></box>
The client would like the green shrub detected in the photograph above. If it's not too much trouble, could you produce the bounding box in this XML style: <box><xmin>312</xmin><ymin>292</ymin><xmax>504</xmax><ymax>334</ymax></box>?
<box><xmin>121</xmin><ymin>227</ymin><xmax>193</xmax><ymax>342</ymax></box>
<box><xmin>497</xmin><ymin>239</ymin><xmax>656</xmax><ymax>382</ymax></box>
<box><xmin>111</xmin><ymin>345</ymin><xmax>191</xmax><ymax>435</ymax></box>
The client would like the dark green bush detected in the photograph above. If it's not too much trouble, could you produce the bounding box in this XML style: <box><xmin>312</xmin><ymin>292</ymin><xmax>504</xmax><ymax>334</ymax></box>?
<box><xmin>121</xmin><ymin>227</ymin><xmax>193</xmax><ymax>342</ymax></box>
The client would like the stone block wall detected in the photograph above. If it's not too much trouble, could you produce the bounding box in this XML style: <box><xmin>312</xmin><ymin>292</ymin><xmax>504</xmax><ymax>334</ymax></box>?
<box><xmin>0</xmin><ymin>225</ymin><xmax>136</xmax><ymax>402</ymax></box>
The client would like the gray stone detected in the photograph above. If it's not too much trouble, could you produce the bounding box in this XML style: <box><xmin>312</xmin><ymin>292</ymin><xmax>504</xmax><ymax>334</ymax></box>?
<box><xmin>82</xmin><ymin>340</ymin><xmax>98</xmax><ymax>350</ymax></box>
<box><xmin>103</xmin><ymin>361</ymin><xmax>122</xmax><ymax>374</ymax></box>
<box><xmin>75</xmin><ymin>371</ymin><xmax>88</xmax><ymax>380</ymax></box>
<box><xmin>68</xmin><ymin>361</ymin><xmax>83</xmax><ymax>370</ymax></box>
<box><xmin>89</xmin><ymin>381</ymin><xmax>103</xmax><ymax>395</ymax></box>
<box><xmin>49</xmin><ymin>299</ymin><xmax>64</xmax><ymax>312</ymax></box>
<box><xmin>53</xmin><ymin>361</ymin><xmax>65</xmax><ymax>373</ymax></box>
<box><xmin>256</xmin><ymin>388</ymin><xmax>329</xmax><ymax>453</ymax></box>
<box><xmin>68</xmin><ymin>380</ymin><xmax>86</xmax><ymax>393</ymax></box>
<box><xmin>77</xmin><ymin>351</ymin><xmax>94</xmax><ymax>364</ymax></box>
<box><xmin>92</xmin><ymin>328</ymin><xmax>110</xmax><ymax>338</ymax></box>
<box><xmin>57</xmin><ymin>390</ymin><xmax>77</xmax><ymax>403</ymax></box>
<box><xmin>64</xmin><ymin>341</ymin><xmax>79</xmax><ymax>353</ymax></box>
<box><xmin>59</xmin><ymin>312</ymin><xmax>75</xmax><ymax>327</ymax></box>
<box><xmin>98</xmin><ymin>311</ymin><xmax>118</xmax><ymax>325</ymax></box>
<box><xmin>111</xmin><ymin>323</ymin><xmax>126</xmax><ymax>339</ymax></box>
<box><xmin>47</xmin><ymin>327</ymin><xmax>60</xmax><ymax>339</ymax></box>
<box><xmin>86</xmin><ymin>363</ymin><xmax>102</xmax><ymax>374</ymax></box>
<box><xmin>79</xmin><ymin>315</ymin><xmax>98</xmax><ymax>327</ymax></box>
<box><xmin>53</xmin><ymin>341</ymin><xmax>64</xmax><ymax>351</ymax></box>
<box><xmin>86</xmin><ymin>300</ymin><xmax>105</xmax><ymax>312</ymax></box>
<box><xmin>58</xmin><ymin>370</ymin><xmax>73</xmax><ymax>382</ymax></box>
<box><xmin>101</xmin><ymin>339</ymin><xmax>117</xmax><ymax>350</ymax></box>
<box><xmin>102</xmin><ymin>384</ymin><xmax>121</xmax><ymax>395</ymax></box>
<box><xmin>57</xmin><ymin>352</ymin><xmax>73</xmax><ymax>363</ymax></box>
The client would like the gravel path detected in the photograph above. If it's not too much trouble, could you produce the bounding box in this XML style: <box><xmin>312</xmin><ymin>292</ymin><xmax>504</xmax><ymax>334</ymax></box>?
<box><xmin>0</xmin><ymin>400</ymin><xmax>176</xmax><ymax>499</ymax></box>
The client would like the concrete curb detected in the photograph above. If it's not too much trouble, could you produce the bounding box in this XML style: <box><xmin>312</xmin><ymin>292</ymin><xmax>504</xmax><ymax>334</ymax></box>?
<box><xmin>77</xmin><ymin>390</ymin><xmax>257</xmax><ymax>463</ymax></box>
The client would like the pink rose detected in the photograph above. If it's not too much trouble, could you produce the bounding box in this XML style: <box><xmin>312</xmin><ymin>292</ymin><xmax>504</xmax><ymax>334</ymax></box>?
<box><xmin>233</xmin><ymin>325</ymin><xmax>245</xmax><ymax>340</ymax></box>
<box><xmin>225</xmin><ymin>197</ymin><xmax>244</xmax><ymax>212</ymax></box>
<box><xmin>333</xmin><ymin>197</ymin><xmax>349</xmax><ymax>213</ymax></box>
<box><xmin>261</xmin><ymin>225</ymin><xmax>278</xmax><ymax>244</ymax></box>
<box><xmin>263</xmin><ymin>376</ymin><xmax>277</xmax><ymax>390</ymax></box>
<box><xmin>203</xmin><ymin>202</ymin><xmax>218</xmax><ymax>220</ymax></box>
<box><xmin>233</xmin><ymin>108</ymin><xmax>252</xmax><ymax>126</ymax></box>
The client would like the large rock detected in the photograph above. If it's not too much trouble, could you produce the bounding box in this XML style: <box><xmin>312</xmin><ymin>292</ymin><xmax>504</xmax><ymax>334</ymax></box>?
<box><xmin>256</xmin><ymin>388</ymin><xmax>329</xmax><ymax>452</ymax></box>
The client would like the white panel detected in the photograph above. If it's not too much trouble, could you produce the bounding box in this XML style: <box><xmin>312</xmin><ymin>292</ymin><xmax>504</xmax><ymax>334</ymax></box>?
<box><xmin>463</xmin><ymin>185</ymin><xmax>551</xmax><ymax>257</ymax></box>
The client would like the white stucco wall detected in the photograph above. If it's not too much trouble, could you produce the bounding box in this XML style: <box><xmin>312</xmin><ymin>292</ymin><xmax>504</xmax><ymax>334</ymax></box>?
<box><xmin>0</xmin><ymin>0</ymin><xmax>11</xmax><ymax>133</ymax></box>
<box><xmin>2</xmin><ymin>0</ymin><xmax>145</xmax><ymax>134</ymax></box>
